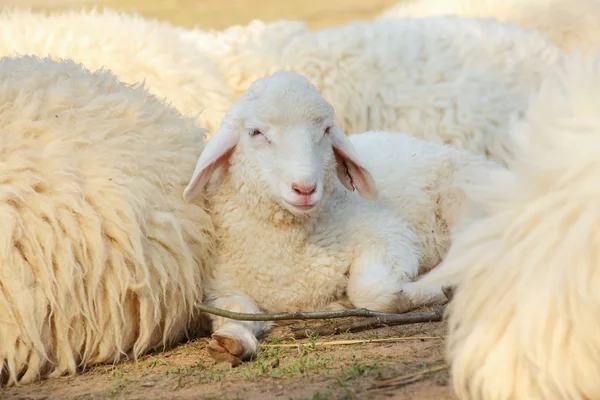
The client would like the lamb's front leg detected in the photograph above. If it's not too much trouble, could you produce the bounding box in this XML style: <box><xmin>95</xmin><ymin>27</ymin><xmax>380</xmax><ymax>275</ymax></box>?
<box><xmin>347</xmin><ymin>241</ymin><xmax>447</xmax><ymax>313</ymax></box>
<box><xmin>205</xmin><ymin>295</ymin><xmax>271</xmax><ymax>367</ymax></box>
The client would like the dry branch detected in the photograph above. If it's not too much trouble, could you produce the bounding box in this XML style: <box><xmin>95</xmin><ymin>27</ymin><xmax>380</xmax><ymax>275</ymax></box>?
<box><xmin>291</xmin><ymin>310</ymin><xmax>444</xmax><ymax>339</ymax></box>
<box><xmin>261</xmin><ymin>336</ymin><xmax>446</xmax><ymax>348</ymax></box>
<box><xmin>195</xmin><ymin>302</ymin><xmax>444</xmax><ymax>339</ymax></box>
<box><xmin>195</xmin><ymin>302</ymin><xmax>421</xmax><ymax>321</ymax></box>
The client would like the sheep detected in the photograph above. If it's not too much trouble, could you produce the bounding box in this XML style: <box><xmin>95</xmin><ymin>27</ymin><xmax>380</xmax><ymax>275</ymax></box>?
<box><xmin>0</xmin><ymin>55</ymin><xmax>214</xmax><ymax>386</ymax></box>
<box><xmin>179</xmin><ymin>16</ymin><xmax>566</xmax><ymax>164</ymax></box>
<box><xmin>1</xmin><ymin>9</ymin><xmax>564</xmax><ymax>163</ymax></box>
<box><xmin>0</xmin><ymin>7</ymin><xmax>235</xmax><ymax>132</ymax></box>
<box><xmin>412</xmin><ymin>51</ymin><xmax>600</xmax><ymax>399</ymax></box>
<box><xmin>182</xmin><ymin>70</ymin><xmax>500</xmax><ymax>365</ymax></box>
<box><xmin>378</xmin><ymin>0</ymin><xmax>600</xmax><ymax>57</ymax></box>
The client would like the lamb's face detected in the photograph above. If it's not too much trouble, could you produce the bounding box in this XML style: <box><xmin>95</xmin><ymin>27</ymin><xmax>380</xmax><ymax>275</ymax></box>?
<box><xmin>232</xmin><ymin>73</ymin><xmax>338</xmax><ymax>217</ymax></box>
<box><xmin>182</xmin><ymin>71</ymin><xmax>378</xmax><ymax>213</ymax></box>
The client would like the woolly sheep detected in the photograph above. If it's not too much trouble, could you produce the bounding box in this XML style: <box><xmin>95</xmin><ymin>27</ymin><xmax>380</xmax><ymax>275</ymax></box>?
<box><xmin>180</xmin><ymin>16</ymin><xmax>566</xmax><ymax>163</ymax></box>
<box><xmin>378</xmin><ymin>0</ymin><xmax>600</xmax><ymax>57</ymax></box>
<box><xmin>0</xmin><ymin>55</ymin><xmax>214</xmax><ymax>386</ymax></box>
<box><xmin>182</xmin><ymin>71</ymin><xmax>499</xmax><ymax>365</ymax></box>
<box><xmin>413</xmin><ymin>52</ymin><xmax>600</xmax><ymax>399</ymax></box>
<box><xmin>0</xmin><ymin>8</ymin><xmax>235</xmax><ymax>132</ymax></box>
<box><xmin>1</xmin><ymin>9</ymin><xmax>565</xmax><ymax>163</ymax></box>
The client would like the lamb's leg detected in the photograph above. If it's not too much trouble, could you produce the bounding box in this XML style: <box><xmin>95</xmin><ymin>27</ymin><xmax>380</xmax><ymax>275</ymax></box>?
<box><xmin>347</xmin><ymin>246</ymin><xmax>448</xmax><ymax>313</ymax></box>
<box><xmin>205</xmin><ymin>295</ymin><xmax>271</xmax><ymax>367</ymax></box>
<box><xmin>347</xmin><ymin>245</ymin><xmax>421</xmax><ymax>313</ymax></box>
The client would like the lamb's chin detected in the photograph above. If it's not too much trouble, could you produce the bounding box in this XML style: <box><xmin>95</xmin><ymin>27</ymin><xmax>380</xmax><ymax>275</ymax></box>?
<box><xmin>278</xmin><ymin>200</ymin><xmax>320</xmax><ymax>218</ymax></box>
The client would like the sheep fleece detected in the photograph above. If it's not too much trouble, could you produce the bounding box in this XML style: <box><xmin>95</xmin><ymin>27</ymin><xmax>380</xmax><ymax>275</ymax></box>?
<box><xmin>0</xmin><ymin>8</ymin><xmax>566</xmax><ymax>164</ymax></box>
<box><xmin>416</xmin><ymin>52</ymin><xmax>600</xmax><ymax>399</ymax></box>
<box><xmin>182</xmin><ymin>16</ymin><xmax>565</xmax><ymax>163</ymax></box>
<box><xmin>0</xmin><ymin>8</ymin><xmax>236</xmax><ymax>132</ymax></box>
<box><xmin>378</xmin><ymin>0</ymin><xmax>600</xmax><ymax>56</ymax></box>
<box><xmin>0</xmin><ymin>55</ymin><xmax>214</xmax><ymax>386</ymax></box>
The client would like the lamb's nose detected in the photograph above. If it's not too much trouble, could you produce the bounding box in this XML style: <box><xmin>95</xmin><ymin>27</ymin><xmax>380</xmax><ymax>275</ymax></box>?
<box><xmin>291</xmin><ymin>182</ymin><xmax>317</xmax><ymax>195</ymax></box>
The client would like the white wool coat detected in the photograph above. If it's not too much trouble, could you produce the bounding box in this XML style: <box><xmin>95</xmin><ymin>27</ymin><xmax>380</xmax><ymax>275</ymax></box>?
<box><xmin>0</xmin><ymin>9</ymin><xmax>566</xmax><ymax>164</ymax></box>
<box><xmin>181</xmin><ymin>16</ymin><xmax>566</xmax><ymax>163</ymax></box>
<box><xmin>415</xmin><ymin>51</ymin><xmax>600</xmax><ymax>400</ymax></box>
<box><xmin>0</xmin><ymin>8</ymin><xmax>236</xmax><ymax>132</ymax></box>
<box><xmin>0</xmin><ymin>55</ymin><xmax>214</xmax><ymax>386</ymax></box>
<box><xmin>378</xmin><ymin>0</ymin><xmax>600</xmax><ymax>57</ymax></box>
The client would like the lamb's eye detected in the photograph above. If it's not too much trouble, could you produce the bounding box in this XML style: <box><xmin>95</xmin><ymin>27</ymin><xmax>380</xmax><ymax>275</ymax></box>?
<box><xmin>324</xmin><ymin>126</ymin><xmax>331</xmax><ymax>135</ymax></box>
<box><xmin>249</xmin><ymin>129</ymin><xmax>263</xmax><ymax>137</ymax></box>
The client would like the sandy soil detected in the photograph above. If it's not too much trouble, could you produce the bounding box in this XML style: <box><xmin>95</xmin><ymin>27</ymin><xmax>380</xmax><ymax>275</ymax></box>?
<box><xmin>1</xmin><ymin>307</ymin><xmax>454</xmax><ymax>400</ymax></box>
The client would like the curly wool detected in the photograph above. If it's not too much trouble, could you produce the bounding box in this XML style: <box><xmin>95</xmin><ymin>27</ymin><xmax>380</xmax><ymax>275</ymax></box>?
<box><xmin>0</xmin><ymin>9</ymin><xmax>565</xmax><ymax>163</ymax></box>
<box><xmin>178</xmin><ymin>19</ymin><xmax>310</xmax><ymax>98</ymax></box>
<box><xmin>0</xmin><ymin>55</ymin><xmax>214</xmax><ymax>386</ymax></box>
<box><xmin>416</xmin><ymin>51</ymin><xmax>600</xmax><ymax>400</ymax></box>
<box><xmin>0</xmin><ymin>7</ymin><xmax>235</xmax><ymax>132</ymax></box>
<box><xmin>181</xmin><ymin>16</ymin><xmax>566</xmax><ymax>163</ymax></box>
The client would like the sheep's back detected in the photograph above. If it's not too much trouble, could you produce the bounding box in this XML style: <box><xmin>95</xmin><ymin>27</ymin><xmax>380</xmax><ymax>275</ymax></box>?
<box><xmin>0</xmin><ymin>8</ymin><xmax>235</xmax><ymax>133</ymax></box>
<box><xmin>0</xmin><ymin>55</ymin><xmax>214</xmax><ymax>386</ymax></box>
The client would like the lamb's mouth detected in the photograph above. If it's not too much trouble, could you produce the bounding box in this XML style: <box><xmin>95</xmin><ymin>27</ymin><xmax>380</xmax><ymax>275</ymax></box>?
<box><xmin>283</xmin><ymin>199</ymin><xmax>318</xmax><ymax>212</ymax></box>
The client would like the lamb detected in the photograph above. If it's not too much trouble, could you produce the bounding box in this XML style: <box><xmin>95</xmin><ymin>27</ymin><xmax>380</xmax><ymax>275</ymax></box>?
<box><xmin>0</xmin><ymin>7</ymin><xmax>235</xmax><ymax>132</ymax></box>
<box><xmin>378</xmin><ymin>0</ymin><xmax>600</xmax><ymax>57</ymax></box>
<box><xmin>0</xmin><ymin>55</ymin><xmax>214</xmax><ymax>386</ymax></box>
<box><xmin>182</xmin><ymin>70</ymin><xmax>500</xmax><ymax>365</ymax></box>
<box><xmin>411</xmin><ymin>51</ymin><xmax>600</xmax><ymax>399</ymax></box>
<box><xmin>179</xmin><ymin>16</ymin><xmax>566</xmax><ymax>164</ymax></box>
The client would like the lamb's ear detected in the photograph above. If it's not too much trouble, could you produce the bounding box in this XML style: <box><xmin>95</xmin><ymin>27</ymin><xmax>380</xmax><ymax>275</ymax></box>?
<box><xmin>329</xmin><ymin>125</ymin><xmax>378</xmax><ymax>201</ymax></box>
<box><xmin>183</xmin><ymin>115</ymin><xmax>240</xmax><ymax>203</ymax></box>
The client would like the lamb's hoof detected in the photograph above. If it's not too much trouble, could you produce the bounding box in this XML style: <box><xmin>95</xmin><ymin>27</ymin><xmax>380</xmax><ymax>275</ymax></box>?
<box><xmin>207</xmin><ymin>333</ymin><xmax>245</xmax><ymax>367</ymax></box>
<box><xmin>394</xmin><ymin>292</ymin><xmax>417</xmax><ymax>314</ymax></box>
<box><xmin>442</xmin><ymin>285</ymin><xmax>455</xmax><ymax>302</ymax></box>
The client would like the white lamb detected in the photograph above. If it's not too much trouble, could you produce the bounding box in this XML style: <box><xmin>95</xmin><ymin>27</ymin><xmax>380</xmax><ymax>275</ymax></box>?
<box><xmin>182</xmin><ymin>71</ymin><xmax>499</xmax><ymax>365</ymax></box>
<box><xmin>378</xmin><ymin>0</ymin><xmax>600</xmax><ymax>57</ymax></box>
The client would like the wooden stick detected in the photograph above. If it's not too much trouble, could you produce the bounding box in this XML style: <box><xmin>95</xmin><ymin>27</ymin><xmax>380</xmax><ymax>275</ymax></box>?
<box><xmin>292</xmin><ymin>310</ymin><xmax>444</xmax><ymax>339</ymax></box>
<box><xmin>195</xmin><ymin>301</ymin><xmax>419</xmax><ymax>321</ymax></box>
<box><xmin>261</xmin><ymin>336</ymin><xmax>446</xmax><ymax>348</ymax></box>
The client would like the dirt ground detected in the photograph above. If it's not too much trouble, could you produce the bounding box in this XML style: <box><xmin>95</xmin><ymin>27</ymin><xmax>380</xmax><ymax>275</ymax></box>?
<box><xmin>1</xmin><ymin>307</ymin><xmax>453</xmax><ymax>400</ymax></box>
<box><xmin>0</xmin><ymin>0</ymin><xmax>457</xmax><ymax>399</ymax></box>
